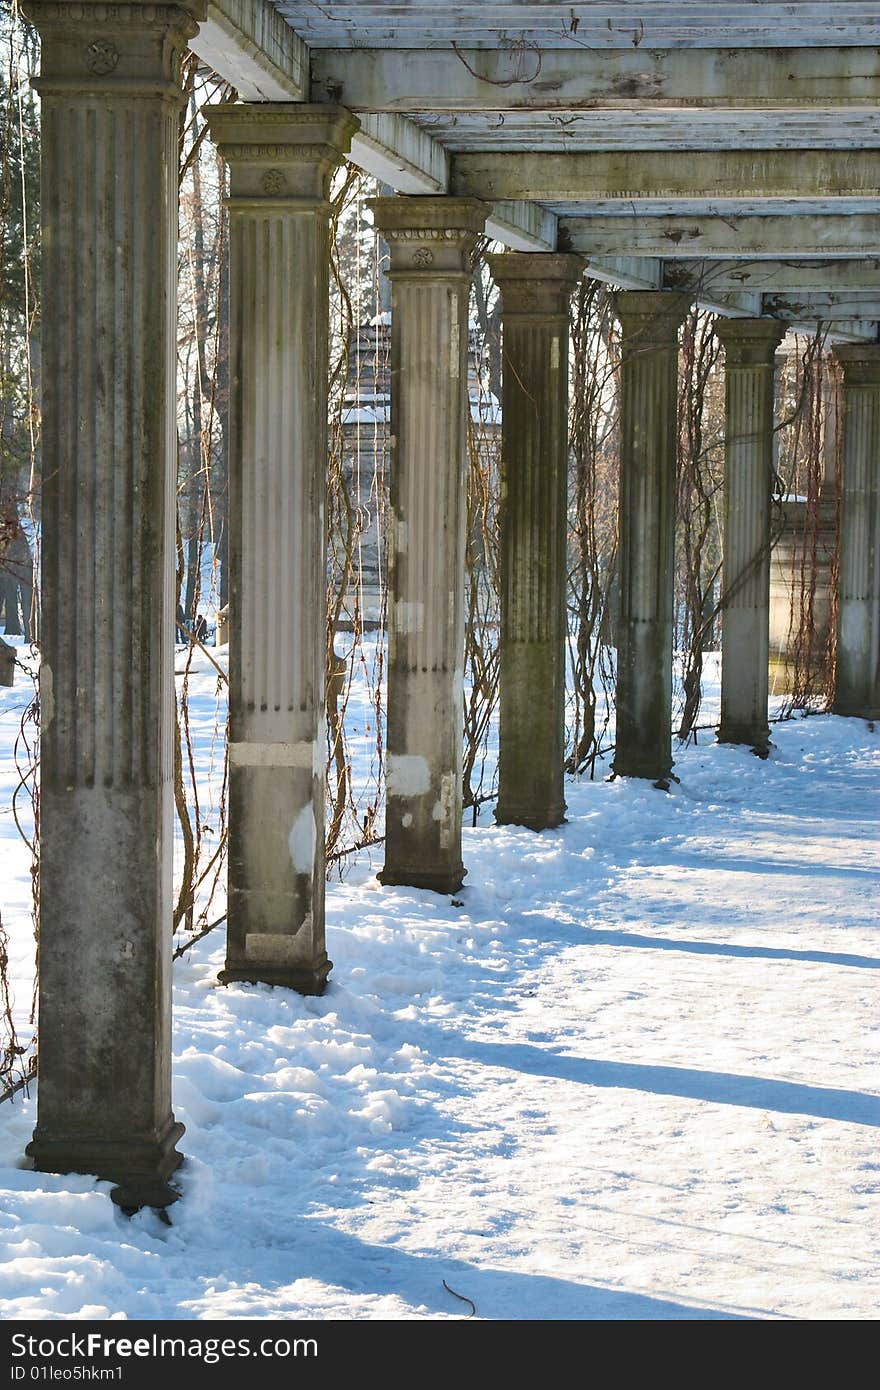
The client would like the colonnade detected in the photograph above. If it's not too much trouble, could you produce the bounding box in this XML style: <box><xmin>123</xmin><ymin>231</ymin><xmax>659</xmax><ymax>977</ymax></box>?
<box><xmin>21</xmin><ymin>2</ymin><xmax>880</xmax><ymax>1206</ymax></box>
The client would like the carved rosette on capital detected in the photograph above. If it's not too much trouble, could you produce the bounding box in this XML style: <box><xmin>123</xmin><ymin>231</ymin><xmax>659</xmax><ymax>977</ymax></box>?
<box><xmin>486</xmin><ymin>253</ymin><xmax>585</xmax><ymax>831</ymax></box>
<box><xmin>369</xmin><ymin>197</ymin><xmax>488</xmax><ymax>894</ymax></box>
<box><xmin>206</xmin><ymin>103</ymin><xmax>360</xmax><ymax>209</ymax></box>
<box><xmin>24</xmin><ymin>1</ymin><xmax>205</xmax><ymax>99</ymax></box>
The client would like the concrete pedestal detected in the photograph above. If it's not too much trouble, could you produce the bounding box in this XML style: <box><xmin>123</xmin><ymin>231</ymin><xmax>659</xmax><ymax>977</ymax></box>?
<box><xmin>208</xmin><ymin>105</ymin><xmax>357</xmax><ymax>991</ymax></box>
<box><xmin>832</xmin><ymin>346</ymin><xmax>880</xmax><ymax>719</ymax></box>
<box><xmin>612</xmin><ymin>291</ymin><xmax>690</xmax><ymax>783</ymax></box>
<box><xmin>369</xmin><ymin>197</ymin><xmax>486</xmax><ymax>893</ymax></box>
<box><xmin>716</xmin><ymin>319</ymin><xmax>785</xmax><ymax>751</ymax></box>
<box><xmin>24</xmin><ymin>0</ymin><xmax>201</xmax><ymax>1208</ymax></box>
<box><xmin>487</xmin><ymin>253</ymin><xmax>583</xmax><ymax>829</ymax></box>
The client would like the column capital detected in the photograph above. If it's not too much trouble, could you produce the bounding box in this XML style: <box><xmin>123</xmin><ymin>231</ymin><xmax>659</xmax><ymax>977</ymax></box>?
<box><xmin>206</xmin><ymin>103</ymin><xmax>359</xmax><ymax>205</ymax></box>
<box><xmin>833</xmin><ymin>342</ymin><xmax>880</xmax><ymax>386</ymax></box>
<box><xmin>486</xmin><ymin>252</ymin><xmax>585</xmax><ymax>317</ymax></box>
<box><xmin>715</xmin><ymin>317</ymin><xmax>786</xmax><ymax>365</ymax></box>
<box><xmin>25</xmin><ymin>0</ymin><xmax>204</xmax><ymax>95</ymax></box>
<box><xmin>368</xmin><ymin>196</ymin><xmax>489</xmax><ymax>276</ymax></box>
<box><xmin>613</xmin><ymin>290</ymin><xmax>691</xmax><ymax>347</ymax></box>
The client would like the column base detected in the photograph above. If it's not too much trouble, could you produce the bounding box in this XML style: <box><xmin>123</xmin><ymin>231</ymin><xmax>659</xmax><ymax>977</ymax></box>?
<box><xmin>219</xmin><ymin>955</ymin><xmax>332</xmax><ymax>996</ymax></box>
<box><xmin>611</xmin><ymin>753</ymin><xmax>674</xmax><ymax>783</ymax></box>
<box><xmin>717</xmin><ymin>723</ymin><xmax>771</xmax><ymax>755</ymax></box>
<box><xmin>378</xmin><ymin>864</ymin><xmax>467</xmax><ymax>895</ymax></box>
<box><xmin>495</xmin><ymin>801</ymin><xmax>567</xmax><ymax>832</ymax></box>
<box><xmin>27</xmin><ymin>1116</ymin><xmax>185</xmax><ymax>1212</ymax></box>
<box><xmin>832</xmin><ymin>697</ymin><xmax>880</xmax><ymax>721</ymax></box>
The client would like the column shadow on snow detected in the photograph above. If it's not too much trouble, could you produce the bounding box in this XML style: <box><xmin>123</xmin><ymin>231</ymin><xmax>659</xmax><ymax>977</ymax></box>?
<box><xmin>178</xmin><ymin>1217</ymin><xmax>760</xmax><ymax>1321</ymax></box>
<box><xmin>430</xmin><ymin>1036</ymin><xmax>880</xmax><ymax>1129</ymax></box>
<box><xmin>572</xmin><ymin>926</ymin><xmax>880</xmax><ymax>971</ymax></box>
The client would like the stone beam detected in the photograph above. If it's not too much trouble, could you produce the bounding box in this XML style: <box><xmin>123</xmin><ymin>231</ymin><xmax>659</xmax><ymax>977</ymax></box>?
<box><xmin>348</xmin><ymin>120</ymin><xmax>558</xmax><ymax>251</ymax></box>
<box><xmin>451</xmin><ymin>151</ymin><xmax>880</xmax><ymax>203</ymax></box>
<box><xmin>561</xmin><ymin>214</ymin><xmax>880</xmax><ymax>260</ymax></box>
<box><xmin>485</xmin><ymin>201</ymin><xmax>557</xmax><ymax>252</ymax></box>
<box><xmin>665</xmin><ymin>258</ymin><xmax>880</xmax><ymax>294</ymax></box>
<box><xmin>697</xmin><ymin>290</ymin><xmax>765</xmax><ymax>319</ymax></box>
<box><xmin>581</xmin><ymin>255</ymin><xmax>762</xmax><ymax>315</ymax></box>
<box><xmin>189</xmin><ymin>0</ymin><xmax>306</xmax><ymax>99</ymax></box>
<box><xmin>310</xmin><ymin>46</ymin><xmax>880</xmax><ymax>113</ymax></box>
<box><xmin>758</xmin><ymin>293</ymin><xmax>880</xmax><ymax>321</ymax></box>
<box><xmin>585</xmin><ymin>257</ymin><xmax>662</xmax><ymax>290</ymax></box>
<box><xmin>350</xmin><ymin>113</ymin><xmax>449</xmax><ymax>193</ymax></box>
<box><xmin>799</xmin><ymin>321</ymin><xmax>879</xmax><ymax>343</ymax></box>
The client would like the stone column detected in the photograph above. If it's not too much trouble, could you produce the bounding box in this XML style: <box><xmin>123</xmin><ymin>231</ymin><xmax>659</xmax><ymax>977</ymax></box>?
<box><xmin>207</xmin><ymin>105</ymin><xmax>357</xmax><ymax>992</ymax></box>
<box><xmin>23</xmin><ymin>0</ymin><xmax>202</xmax><ymax>1208</ymax></box>
<box><xmin>612</xmin><ymin>291</ymin><xmax>690</xmax><ymax>784</ymax></box>
<box><xmin>831</xmin><ymin>346</ymin><xmax>880</xmax><ymax>719</ymax></box>
<box><xmin>486</xmin><ymin>253</ymin><xmax>584</xmax><ymax>829</ymax></box>
<box><xmin>715</xmin><ymin>319</ymin><xmax>785</xmax><ymax>752</ymax></box>
<box><xmin>369</xmin><ymin>197</ymin><xmax>487</xmax><ymax>893</ymax></box>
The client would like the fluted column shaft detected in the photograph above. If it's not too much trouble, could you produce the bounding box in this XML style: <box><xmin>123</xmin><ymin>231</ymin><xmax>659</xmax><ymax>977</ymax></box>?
<box><xmin>612</xmin><ymin>291</ymin><xmax>690</xmax><ymax>782</ymax></box>
<box><xmin>832</xmin><ymin>346</ymin><xmax>880</xmax><ymax>719</ymax></box>
<box><xmin>487</xmin><ymin>253</ymin><xmax>583</xmax><ymax>829</ymax></box>
<box><xmin>369</xmin><ymin>197</ymin><xmax>487</xmax><ymax>893</ymax></box>
<box><xmin>208</xmin><ymin>105</ymin><xmax>357</xmax><ymax>991</ymax></box>
<box><xmin>716</xmin><ymin>319</ymin><xmax>786</xmax><ymax>751</ymax></box>
<box><xmin>23</xmin><ymin>0</ymin><xmax>202</xmax><ymax>1208</ymax></box>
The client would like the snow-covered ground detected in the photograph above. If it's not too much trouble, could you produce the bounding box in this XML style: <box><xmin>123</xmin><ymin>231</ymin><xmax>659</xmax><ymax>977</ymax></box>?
<box><xmin>0</xmin><ymin>640</ymin><xmax>878</xmax><ymax>1319</ymax></box>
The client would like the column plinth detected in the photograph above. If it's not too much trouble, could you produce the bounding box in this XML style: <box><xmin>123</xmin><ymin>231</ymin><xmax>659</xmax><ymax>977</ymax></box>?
<box><xmin>487</xmin><ymin>253</ymin><xmax>584</xmax><ymax>830</ymax></box>
<box><xmin>832</xmin><ymin>346</ymin><xmax>880</xmax><ymax>720</ymax></box>
<box><xmin>716</xmin><ymin>319</ymin><xmax>786</xmax><ymax>752</ymax></box>
<box><xmin>208</xmin><ymin>104</ymin><xmax>358</xmax><ymax>992</ymax></box>
<box><xmin>22</xmin><ymin>0</ymin><xmax>205</xmax><ymax>1209</ymax></box>
<box><xmin>369</xmin><ymin>197</ymin><xmax>487</xmax><ymax>893</ymax></box>
<box><xmin>612</xmin><ymin>291</ymin><xmax>690</xmax><ymax>783</ymax></box>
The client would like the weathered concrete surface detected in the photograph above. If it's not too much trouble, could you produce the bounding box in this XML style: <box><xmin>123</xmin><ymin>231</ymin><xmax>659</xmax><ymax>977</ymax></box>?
<box><xmin>671</xmin><ymin>260</ymin><xmax>880</xmax><ymax>293</ymax></box>
<box><xmin>562</xmin><ymin>214</ymin><xmax>880</xmax><ymax>263</ymax></box>
<box><xmin>190</xmin><ymin>0</ymin><xmax>306</xmax><ymax>100</ymax></box>
<box><xmin>715</xmin><ymin>319</ymin><xmax>786</xmax><ymax>752</ymax></box>
<box><xmin>452</xmin><ymin>149</ymin><xmax>880</xmax><ymax>204</ymax></box>
<box><xmin>831</xmin><ymin>346</ymin><xmax>880</xmax><ymax>720</ymax></box>
<box><xmin>349</xmin><ymin>112</ymin><xmax>449</xmax><ymax>194</ymax></box>
<box><xmin>23</xmin><ymin>0</ymin><xmax>201</xmax><ymax>1209</ymax></box>
<box><xmin>208</xmin><ymin>104</ymin><xmax>358</xmax><ymax>992</ymax></box>
<box><xmin>311</xmin><ymin>45</ymin><xmax>880</xmax><ymax>113</ymax></box>
<box><xmin>612</xmin><ymin>291</ymin><xmax>690</xmax><ymax>784</ymax></box>
<box><xmin>487</xmin><ymin>252</ymin><xmax>584</xmax><ymax>831</ymax></box>
<box><xmin>370</xmin><ymin>196</ymin><xmax>487</xmax><ymax>893</ymax></box>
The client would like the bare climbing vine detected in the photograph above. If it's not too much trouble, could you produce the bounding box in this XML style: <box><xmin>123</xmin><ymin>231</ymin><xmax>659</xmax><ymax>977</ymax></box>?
<box><xmin>566</xmin><ymin>277</ymin><xmax>620</xmax><ymax>776</ymax></box>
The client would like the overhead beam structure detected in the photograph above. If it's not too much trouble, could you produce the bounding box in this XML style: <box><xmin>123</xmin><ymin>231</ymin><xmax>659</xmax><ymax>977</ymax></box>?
<box><xmin>450</xmin><ymin>150</ymin><xmax>880</xmax><ymax>204</ymax></box>
<box><xmin>190</xmin><ymin>0</ymin><xmax>307</xmax><ymax>99</ymax></box>
<box><xmin>664</xmin><ymin>259</ymin><xmax>880</xmax><ymax>292</ymax></box>
<box><xmin>561</xmin><ymin>213</ymin><xmax>880</xmax><ymax>261</ymax></box>
<box><xmin>310</xmin><ymin>45</ymin><xmax>880</xmax><ymax>112</ymax></box>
